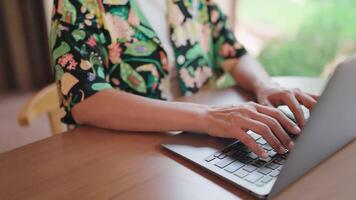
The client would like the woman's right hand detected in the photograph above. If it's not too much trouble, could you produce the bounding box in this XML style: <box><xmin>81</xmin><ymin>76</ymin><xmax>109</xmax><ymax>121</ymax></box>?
<box><xmin>203</xmin><ymin>102</ymin><xmax>301</xmax><ymax>158</ymax></box>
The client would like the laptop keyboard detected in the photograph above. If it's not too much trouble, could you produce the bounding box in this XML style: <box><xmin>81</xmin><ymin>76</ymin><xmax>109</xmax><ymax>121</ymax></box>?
<box><xmin>204</xmin><ymin>132</ymin><xmax>287</xmax><ymax>187</ymax></box>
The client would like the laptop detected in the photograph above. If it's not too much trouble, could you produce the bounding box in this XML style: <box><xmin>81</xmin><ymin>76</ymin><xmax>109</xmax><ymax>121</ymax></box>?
<box><xmin>161</xmin><ymin>57</ymin><xmax>356</xmax><ymax>198</ymax></box>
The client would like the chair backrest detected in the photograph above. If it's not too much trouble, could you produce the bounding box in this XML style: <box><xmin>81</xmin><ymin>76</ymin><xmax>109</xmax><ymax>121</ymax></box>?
<box><xmin>18</xmin><ymin>83</ymin><xmax>66</xmax><ymax>134</ymax></box>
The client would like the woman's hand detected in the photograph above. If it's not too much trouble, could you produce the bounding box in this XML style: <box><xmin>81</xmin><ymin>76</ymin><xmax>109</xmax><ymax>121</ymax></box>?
<box><xmin>256</xmin><ymin>83</ymin><xmax>319</xmax><ymax>127</ymax></box>
<box><xmin>203</xmin><ymin>102</ymin><xmax>301</xmax><ymax>158</ymax></box>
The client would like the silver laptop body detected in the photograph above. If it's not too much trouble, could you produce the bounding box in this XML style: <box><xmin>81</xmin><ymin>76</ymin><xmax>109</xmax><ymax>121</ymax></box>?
<box><xmin>161</xmin><ymin>57</ymin><xmax>356</xmax><ymax>198</ymax></box>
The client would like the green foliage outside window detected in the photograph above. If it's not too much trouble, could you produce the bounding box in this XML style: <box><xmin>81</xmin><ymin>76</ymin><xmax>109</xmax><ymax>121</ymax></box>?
<box><xmin>238</xmin><ymin>0</ymin><xmax>356</xmax><ymax>76</ymax></box>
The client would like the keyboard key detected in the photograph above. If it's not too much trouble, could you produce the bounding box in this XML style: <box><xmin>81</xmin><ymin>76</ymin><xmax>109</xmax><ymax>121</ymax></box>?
<box><xmin>213</xmin><ymin>151</ymin><xmax>222</xmax><ymax>157</ymax></box>
<box><xmin>224</xmin><ymin>161</ymin><xmax>245</xmax><ymax>173</ymax></box>
<box><xmin>274</xmin><ymin>156</ymin><xmax>284</xmax><ymax>161</ymax></box>
<box><xmin>235</xmin><ymin>142</ymin><xmax>244</xmax><ymax>147</ymax></box>
<box><xmin>261</xmin><ymin>176</ymin><xmax>273</xmax><ymax>183</ymax></box>
<box><xmin>248</xmin><ymin>131</ymin><xmax>261</xmax><ymax>140</ymax></box>
<box><xmin>266</xmin><ymin>162</ymin><xmax>280</xmax><ymax>170</ymax></box>
<box><xmin>240</xmin><ymin>146</ymin><xmax>252</xmax><ymax>153</ymax></box>
<box><xmin>255</xmin><ymin>180</ymin><xmax>265</xmax><ymax>187</ymax></box>
<box><xmin>243</xmin><ymin>165</ymin><xmax>257</xmax><ymax>173</ymax></box>
<box><xmin>244</xmin><ymin>149</ymin><xmax>252</xmax><ymax>153</ymax></box>
<box><xmin>252</xmin><ymin>160</ymin><xmax>267</xmax><ymax>167</ymax></box>
<box><xmin>277</xmin><ymin>165</ymin><xmax>283</xmax><ymax>171</ymax></box>
<box><xmin>231</xmin><ymin>151</ymin><xmax>243</xmax><ymax>159</ymax></box>
<box><xmin>204</xmin><ymin>155</ymin><xmax>215</xmax><ymax>162</ymax></box>
<box><xmin>217</xmin><ymin>149</ymin><xmax>237</xmax><ymax>160</ymax></box>
<box><xmin>234</xmin><ymin>153</ymin><xmax>245</xmax><ymax>160</ymax></box>
<box><xmin>215</xmin><ymin>157</ymin><xmax>235</xmax><ymax>168</ymax></box>
<box><xmin>218</xmin><ymin>145</ymin><xmax>239</xmax><ymax>158</ymax></box>
<box><xmin>258</xmin><ymin>167</ymin><xmax>272</xmax><ymax>175</ymax></box>
<box><xmin>218</xmin><ymin>153</ymin><xmax>228</xmax><ymax>159</ymax></box>
<box><xmin>225</xmin><ymin>149</ymin><xmax>238</xmax><ymax>157</ymax></box>
<box><xmin>245</xmin><ymin>171</ymin><xmax>264</xmax><ymax>183</ymax></box>
<box><xmin>268</xmin><ymin>150</ymin><xmax>277</xmax><ymax>157</ymax></box>
<box><xmin>269</xmin><ymin>170</ymin><xmax>280</xmax><ymax>177</ymax></box>
<box><xmin>262</xmin><ymin>143</ymin><xmax>273</xmax><ymax>151</ymax></box>
<box><xmin>247</xmin><ymin>152</ymin><xmax>258</xmax><ymax>160</ymax></box>
<box><xmin>239</xmin><ymin>156</ymin><xmax>254</xmax><ymax>164</ymax></box>
<box><xmin>220</xmin><ymin>144</ymin><xmax>238</xmax><ymax>154</ymax></box>
<box><xmin>234</xmin><ymin>168</ymin><xmax>249</xmax><ymax>178</ymax></box>
<box><xmin>222</xmin><ymin>144</ymin><xmax>235</xmax><ymax>153</ymax></box>
<box><xmin>260</xmin><ymin>156</ymin><xmax>272</xmax><ymax>162</ymax></box>
<box><xmin>257</xmin><ymin>138</ymin><xmax>267</xmax><ymax>145</ymax></box>
<box><xmin>274</xmin><ymin>158</ymin><xmax>286</xmax><ymax>165</ymax></box>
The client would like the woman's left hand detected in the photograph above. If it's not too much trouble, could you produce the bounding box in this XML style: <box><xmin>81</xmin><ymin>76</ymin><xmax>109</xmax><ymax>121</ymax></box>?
<box><xmin>256</xmin><ymin>83</ymin><xmax>319</xmax><ymax>128</ymax></box>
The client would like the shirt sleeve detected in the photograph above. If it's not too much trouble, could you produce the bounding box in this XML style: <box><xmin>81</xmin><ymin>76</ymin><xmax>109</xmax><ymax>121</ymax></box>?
<box><xmin>50</xmin><ymin>0</ymin><xmax>112</xmax><ymax>124</ymax></box>
<box><xmin>207</xmin><ymin>2</ymin><xmax>247</xmax><ymax>72</ymax></box>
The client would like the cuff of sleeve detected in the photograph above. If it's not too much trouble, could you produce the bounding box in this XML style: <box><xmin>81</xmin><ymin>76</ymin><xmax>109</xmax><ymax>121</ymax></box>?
<box><xmin>60</xmin><ymin>80</ymin><xmax>113</xmax><ymax>125</ymax></box>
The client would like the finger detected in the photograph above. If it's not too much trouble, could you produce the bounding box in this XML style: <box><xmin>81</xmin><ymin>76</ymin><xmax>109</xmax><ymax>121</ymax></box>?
<box><xmin>295</xmin><ymin>91</ymin><xmax>317</xmax><ymax>110</ymax></box>
<box><xmin>237</xmin><ymin>131</ymin><xmax>268</xmax><ymax>158</ymax></box>
<box><xmin>256</xmin><ymin>104</ymin><xmax>300</xmax><ymax>135</ymax></box>
<box><xmin>306</xmin><ymin>92</ymin><xmax>320</xmax><ymax>101</ymax></box>
<box><xmin>240</xmin><ymin>116</ymin><xmax>286</xmax><ymax>154</ymax></box>
<box><xmin>260</xmin><ymin>100</ymin><xmax>273</xmax><ymax>107</ymax></box>
<box><xmin>251</xmin><ymin>112</ymin><xmax>294</xmax><ymax>150</ymax></box>
<box><xmin>283</xmin><ymin>93</ymin><xmax>305</xmax><ymax>127</ymax></box>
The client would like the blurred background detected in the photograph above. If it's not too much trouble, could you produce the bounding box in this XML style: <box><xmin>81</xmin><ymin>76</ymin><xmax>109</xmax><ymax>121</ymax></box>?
<box><xmin>236</xmin><ymin>0</ymin><xmax>356</xmax><ymax>78</ymax></box>
<box><xmin>0</xmin><ymin>0</ymin><xmax>355</xmax><ymax>153</ymax></box>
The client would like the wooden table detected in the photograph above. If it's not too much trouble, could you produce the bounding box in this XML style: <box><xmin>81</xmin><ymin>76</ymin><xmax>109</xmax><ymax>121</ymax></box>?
<box><xmin>1</xmin><ymin>77</ymin><xmax>355</xmax><ymax>200</ymax></box>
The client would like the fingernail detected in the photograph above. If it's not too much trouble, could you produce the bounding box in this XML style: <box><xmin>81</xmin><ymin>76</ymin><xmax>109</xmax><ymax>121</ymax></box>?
<box><xmin>279</xmin><ymin>147</ymin><xmax>285</xmax><ymax>153</ymax></box>
<box><xmin>288</xmin><ymin>141</ymin><xmax>295</xmax><ymax>149</ymax></box>
<box><xmin>262</xmin><ymin>151</ymin><xmax>268</xmax><ymax>158</ymax></box>
<box><xmin>293</xmin><ymin>125</ymin><xmax>301</xmax><ymax>133</ymax></box>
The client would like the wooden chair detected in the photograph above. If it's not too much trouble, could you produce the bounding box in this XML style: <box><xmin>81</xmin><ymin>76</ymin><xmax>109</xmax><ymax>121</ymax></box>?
<box><xmin>18</xmin><ymin>83</ymin><xmax>66</xmax><ymax>135</ymax></box>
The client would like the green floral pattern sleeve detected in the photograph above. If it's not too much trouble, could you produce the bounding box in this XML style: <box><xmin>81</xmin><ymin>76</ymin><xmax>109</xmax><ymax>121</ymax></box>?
<box><xmin>207</xmin><ymin>1</ymin><xmax>247</xmax><ymax>72</ymax></box>
<box><xmin>51</xmin><ymin>0</ymin><xmax>112</xmax><ymax>124</ymax></box>
<box><xmin>50</xmin><ymin>0</ymin><xmax>247</xmax><ymax>124</ymax></box>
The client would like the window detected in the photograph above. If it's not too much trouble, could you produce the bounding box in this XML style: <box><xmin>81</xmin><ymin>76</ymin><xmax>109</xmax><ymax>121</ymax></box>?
<box><xmin>235</xmin><ymin>0</ymin><xmax>356</xmax><ymax>77</ymax></box>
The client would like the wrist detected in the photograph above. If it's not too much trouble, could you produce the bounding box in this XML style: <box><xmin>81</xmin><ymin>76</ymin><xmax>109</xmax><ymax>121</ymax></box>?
<box><xmin>254</xmin><ymin>81</ymin><xmax>278</xmax><ymax>96</ymax></box>
<box><xmin>188</xmin><ymin>104</ymin><xmax>210</xmax><ymax>133</ymax></box>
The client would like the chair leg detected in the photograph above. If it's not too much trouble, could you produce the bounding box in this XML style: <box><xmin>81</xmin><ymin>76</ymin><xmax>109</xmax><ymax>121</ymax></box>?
<box><xmin>48</xmin><ymin>110</ymin><xmax>64</xmax><ymax>135</ymax></box>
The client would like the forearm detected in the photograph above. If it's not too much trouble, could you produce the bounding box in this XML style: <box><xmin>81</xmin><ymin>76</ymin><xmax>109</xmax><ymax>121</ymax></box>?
<box><xmin>231</xmin><ymin>54</ymin><xmax>273</xmax><ymax>94</ymax></box>
<box><xmin>72</xmin><ymin>89</ymin><xmax>208</xmax><ymax>133</ymax></box>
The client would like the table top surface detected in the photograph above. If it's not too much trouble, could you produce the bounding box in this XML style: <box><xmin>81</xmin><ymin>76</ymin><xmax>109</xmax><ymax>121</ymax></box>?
<box><xmin>1</xmin><ymin>76</ymin><xmax>355</xmax><ymax>200</ymax></box>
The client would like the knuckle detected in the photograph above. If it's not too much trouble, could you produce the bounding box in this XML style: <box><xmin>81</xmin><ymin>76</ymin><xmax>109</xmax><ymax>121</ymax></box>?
<box><xmin>242</xmin><ymin>105</ymin><xmax>256</xmax><ymax>114</ymax></box>
<box><xmin>277</xmin><ymin>110</ymin><xmax>285</xmax><ymax>117</ymax></box>
<box><xmin>262</xmin><ymin>101</ymin><xmax>270</xmax><ymax>106</ymax></box>
<box><xmin>272</xmin><ymin>109</ymin><xmax>281</xmax><ymax>116</ymax></box>
<box><xmin>281</xmin><ymin>92</ymin><xmax>290</xmax><ymax>98</ymax></box>
<box><xmin>259</xmin><ymin>124</ymin><xmax>271</xmax><ymax>134</ymax></box>
<box><xmin>287</xmin><ymin>88</ymin><xmax>294</xmax><ymax>93</ymax></box>
<box><xmin>269</xmin><ymin>118</ymin><xmax>280</xmax><ymax>128</ymax></box>
<box><xmin>259</xmin><ymin>103</ymin><xmax>269</xmax><ymax>109</ymax></box>
<box><xmin>282</xmin><ymin>89</ymin><xmax>293</xmax><ymax>96</ymax></box>
<box><xmin>294</xmin><ymin>88</ymin><xmax>302</xmax><ymax>93</ymax></box>
<box><xmin>246</xmin><ymin>109</ymin><xmax>256</xmax><ymax>116</ymax></box>
<box><xmin>277</xmin><ymin>112</ymin><xmax>285</xmax><ymax>120</ymax></box>
<box><xmin>228</xmin><ymin>113</ymin><xmax>238</xmax><ymax>124</ymax></box>
<box><xmin>227</xmin><ymin>112</ymin><xmax>235</xmax><ymax>119</ymax></box>
<box><xmin>247</xmin><ymin>101</ymin><xmax>258</xmax><ymax>108</ymax></box>
<box><xmin>247</xmin><ymin>101</ymin><xmax>256</xmax><ymax>106</ymax></box>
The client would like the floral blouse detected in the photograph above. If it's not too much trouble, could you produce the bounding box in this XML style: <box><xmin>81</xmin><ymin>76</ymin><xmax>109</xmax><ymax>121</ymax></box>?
<box><xmin>51</xmin><ymin>0</ymin><xmax>247</xmax><ymax>124</ymax></box>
